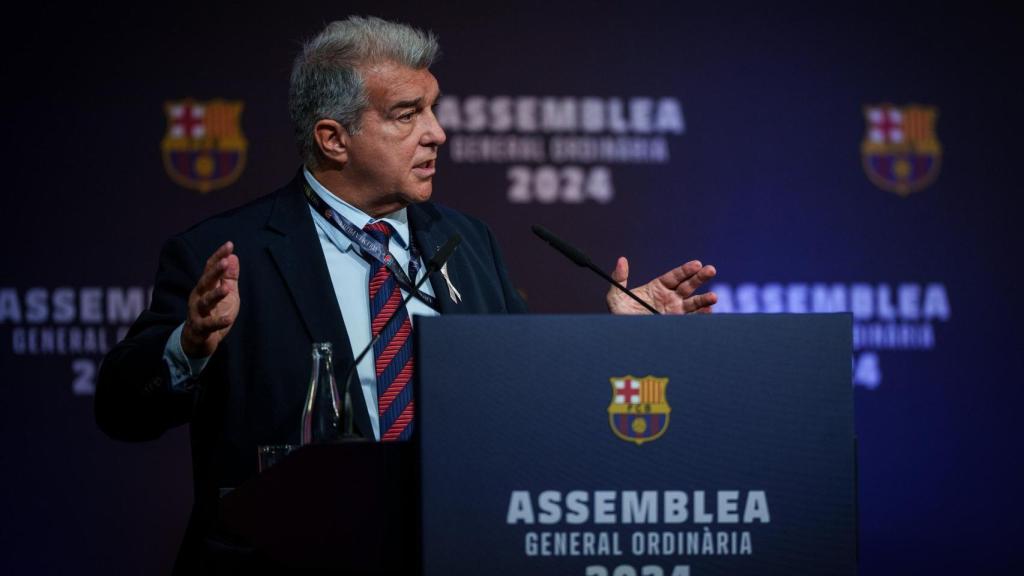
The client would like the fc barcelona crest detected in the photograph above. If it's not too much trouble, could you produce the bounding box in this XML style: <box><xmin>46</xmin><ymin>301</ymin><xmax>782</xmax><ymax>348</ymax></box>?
<box><xmin>161</xmin><ymin>98</ymin><xmax>248</xmax><ymax>193</ymax></box>
<box><xmin>608</xmin><ymin>375</ymin><xmax>671</xmax><ymax>445</ymax></box>
<box><xmin>861</xmin><ymin>103</ymin><xmax>941</xmax><ymax>197</ymax></box>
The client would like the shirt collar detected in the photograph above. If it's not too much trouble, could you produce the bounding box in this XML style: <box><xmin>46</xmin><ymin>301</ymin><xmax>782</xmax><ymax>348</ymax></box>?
<box><xmin>302</xmin><ymin>167</ymin><xmax>411</xmax><ymax>250</ymax></box>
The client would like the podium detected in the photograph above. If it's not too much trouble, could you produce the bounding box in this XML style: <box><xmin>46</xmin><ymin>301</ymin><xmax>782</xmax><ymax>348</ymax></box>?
<box><xmin>219</xmin><ymin>314</ymin><xmax>856</xmax><ymax>576</ymax></box>
<box><xmin>217</xmin><ymin>442</ymin><xmax>418</xmax><ymax>574</ymax></box>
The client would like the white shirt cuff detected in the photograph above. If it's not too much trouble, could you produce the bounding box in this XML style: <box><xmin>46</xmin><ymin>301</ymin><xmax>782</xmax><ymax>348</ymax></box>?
<box><xmin>163</xmin><ymin>323</ymin><xmax>210</xmax><ymax>391</ymax></box>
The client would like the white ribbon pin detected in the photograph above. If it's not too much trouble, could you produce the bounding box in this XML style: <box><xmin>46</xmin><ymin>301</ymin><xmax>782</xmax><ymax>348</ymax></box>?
<box><xmin>440</xmin><ymin>262</ymin><xmax>462</xmax><ymax>304</ymax></box>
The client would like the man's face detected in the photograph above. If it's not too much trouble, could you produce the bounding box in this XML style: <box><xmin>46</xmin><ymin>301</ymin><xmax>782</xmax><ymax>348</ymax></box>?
<box><xmin>344</xmin><ymin>61</ymin><xmax>446</xmax><ymax>211</ymax></box>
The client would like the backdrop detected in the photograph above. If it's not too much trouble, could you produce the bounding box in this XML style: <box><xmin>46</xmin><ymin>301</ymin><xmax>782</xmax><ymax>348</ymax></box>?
<box><xmin>2</xmin><ymin>2</ymin><xmax>1021</xmax><ymax>574</ymax></box>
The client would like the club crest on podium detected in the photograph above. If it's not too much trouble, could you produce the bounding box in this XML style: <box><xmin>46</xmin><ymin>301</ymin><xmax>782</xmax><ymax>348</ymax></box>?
<box><xmin>608</xmin><ymin>375</ymin><xmax>671</xmax><ymax>445</ymax></box>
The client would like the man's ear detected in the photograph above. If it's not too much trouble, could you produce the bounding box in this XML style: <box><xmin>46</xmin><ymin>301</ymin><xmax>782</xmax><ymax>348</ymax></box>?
<box><xmin>314</xmin><ymin>119</ymin><xmax>349</xmax><ymax>166</ymax></box>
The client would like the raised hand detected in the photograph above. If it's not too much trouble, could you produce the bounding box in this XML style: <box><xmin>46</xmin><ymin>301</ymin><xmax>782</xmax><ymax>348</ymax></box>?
<box><xmin>181</xmin><ymin>241</ymin><xmax>241</xmax><ymax>357</ymax></box>
<box><xmin>606</xmin><ymin>257</ymin><xmax>717</xmax><ymax>315</ymax></box>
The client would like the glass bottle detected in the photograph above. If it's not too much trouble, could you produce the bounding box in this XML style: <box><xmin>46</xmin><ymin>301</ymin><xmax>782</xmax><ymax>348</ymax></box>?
<box><xmin>301</xmin><ymin>342</ymin><xmax>341</xmax><ymax>444</ymax></box>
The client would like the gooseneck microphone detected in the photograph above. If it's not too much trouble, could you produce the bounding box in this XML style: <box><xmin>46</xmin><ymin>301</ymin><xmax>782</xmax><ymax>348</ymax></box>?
<box><xmin>339</xmin><ymin>234</ymin><xmax>462</xmax><ymax>439</ymax></box>
<box><xmin>531</xmin><ymin>225</ymin><xmax>661</xmax><ymax>315</ymax></box>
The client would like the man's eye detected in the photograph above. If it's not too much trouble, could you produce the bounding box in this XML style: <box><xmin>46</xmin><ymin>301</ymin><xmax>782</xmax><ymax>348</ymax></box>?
<box><xmin>398</xmin><ymin>111</ymin><xmax>416</xmax><ymax>122</ymax></box>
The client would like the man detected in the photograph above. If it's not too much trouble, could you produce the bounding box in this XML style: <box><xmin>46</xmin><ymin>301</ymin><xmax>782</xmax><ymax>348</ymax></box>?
<box><xmin>96</xmin><ymin>16</ymin><xmax>717</xmax><ymax>573</ymax></box>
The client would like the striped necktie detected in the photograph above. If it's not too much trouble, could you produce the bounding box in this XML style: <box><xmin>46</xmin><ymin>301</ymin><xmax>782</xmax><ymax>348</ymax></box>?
<box><xmin>363</xmin><ymin>222</ymin><xmax>415</xmax><ymax>441</ymax></box>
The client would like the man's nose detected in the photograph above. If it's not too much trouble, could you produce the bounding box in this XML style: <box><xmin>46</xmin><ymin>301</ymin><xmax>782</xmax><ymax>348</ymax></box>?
<box><xmin>422</xmin><ymin>109</ymin><xmax>447</xmax><ymax>147</ymax></box>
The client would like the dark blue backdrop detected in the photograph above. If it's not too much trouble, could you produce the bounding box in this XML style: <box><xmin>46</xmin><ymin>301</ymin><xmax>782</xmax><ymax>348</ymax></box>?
<box><xmin>1</xmin><ymin>2</ymin><xmax>1021</xmax><ymax>574</ymax></box>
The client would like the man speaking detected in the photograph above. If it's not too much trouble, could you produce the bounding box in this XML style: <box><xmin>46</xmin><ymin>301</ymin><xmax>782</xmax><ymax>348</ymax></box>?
<box><xmin>96</xmin><ymin>16</ymin><xmax>717</xmax><ymax>573</ymax></box>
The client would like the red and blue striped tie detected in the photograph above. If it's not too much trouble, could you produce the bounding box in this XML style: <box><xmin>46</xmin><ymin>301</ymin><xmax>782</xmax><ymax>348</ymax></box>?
<box><xmin>363</xmin><ymin>222</ymin><xmax>415</xmax><ymax>441</ymax></box>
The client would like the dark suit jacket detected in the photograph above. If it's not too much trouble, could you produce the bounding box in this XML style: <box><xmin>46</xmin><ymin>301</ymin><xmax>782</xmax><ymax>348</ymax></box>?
<box><xmin>95</xmin><ymin>172</ymin><xmax>526</xmax><ymax>573</ymax></box>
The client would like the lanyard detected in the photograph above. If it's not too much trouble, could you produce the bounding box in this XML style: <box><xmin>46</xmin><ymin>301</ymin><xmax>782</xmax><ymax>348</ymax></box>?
<box><xmin>304</xmin><ymin>183</ymin><xmax>438</xmax><ymax>310</ymax></box>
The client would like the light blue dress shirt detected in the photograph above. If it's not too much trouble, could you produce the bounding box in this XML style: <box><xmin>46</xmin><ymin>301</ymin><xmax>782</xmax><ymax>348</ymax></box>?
<box><xmin>163</xmin><ymin>168</ymin><xmax>439</xmax><ymax>440</ymax></box>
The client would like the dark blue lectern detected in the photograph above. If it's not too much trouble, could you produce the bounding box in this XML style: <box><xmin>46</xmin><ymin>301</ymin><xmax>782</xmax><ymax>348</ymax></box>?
<box><xmin>417</xmin><ymin>314</ymin><xmax>856</xmax><ymax>576</ymax></box>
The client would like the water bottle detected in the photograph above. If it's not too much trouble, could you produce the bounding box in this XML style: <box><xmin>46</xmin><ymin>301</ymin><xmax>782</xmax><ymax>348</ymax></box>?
<box><xmin>301</xmin><ymin>342</ymin><xmax>341</xmax><ymax>444</ymax></box>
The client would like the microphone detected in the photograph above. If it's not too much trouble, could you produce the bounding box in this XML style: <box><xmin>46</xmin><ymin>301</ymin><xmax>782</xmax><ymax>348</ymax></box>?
<box><xmin>531</xmin><ymin>224</ymin><xmax>660</xmax><ymax>315</ymax></box>
<box><xmin>338</xmin><ymin>234</ymin><xmax>462</xmax><ymax>439</ymax></box>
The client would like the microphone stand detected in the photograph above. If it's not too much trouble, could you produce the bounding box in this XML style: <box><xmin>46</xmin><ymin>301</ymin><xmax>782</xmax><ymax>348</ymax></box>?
<box><xmin>531</xmin><ymin>225</ymin><xmax>660</xmax><ymax>315</ymax></box>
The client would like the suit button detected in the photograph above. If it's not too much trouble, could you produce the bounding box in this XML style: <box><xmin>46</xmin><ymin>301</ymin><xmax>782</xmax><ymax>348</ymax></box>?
<box><xmin>146</xmin><ymin>375</ymin><xmax>165</xmax><ymax>393</ymax></box>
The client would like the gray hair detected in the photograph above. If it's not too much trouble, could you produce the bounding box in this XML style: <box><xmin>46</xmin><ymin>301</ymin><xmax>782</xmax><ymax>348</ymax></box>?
<box><xmin>288</xmin><ymin>16</ymin><xmax>440</xmax><ymax>167</ymax></box>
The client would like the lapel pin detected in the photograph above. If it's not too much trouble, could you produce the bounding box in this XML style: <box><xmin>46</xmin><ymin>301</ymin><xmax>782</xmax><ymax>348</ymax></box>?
<box><xmin>440</xmin><ymin>262</ymin><xmax>462</xmax><ymax>304</ymax></box>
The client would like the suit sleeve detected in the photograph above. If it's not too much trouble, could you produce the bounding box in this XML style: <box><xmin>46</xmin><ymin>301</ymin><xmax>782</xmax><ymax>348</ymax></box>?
<box><xmin>485</xmin><ymin>225</ymin><xmax>528</xmax><ymax>314</ymax></box>
<box><xmin>95</xmin><ymin>236</ymin><xmax>203</xmax><ymax>441</ymax></box>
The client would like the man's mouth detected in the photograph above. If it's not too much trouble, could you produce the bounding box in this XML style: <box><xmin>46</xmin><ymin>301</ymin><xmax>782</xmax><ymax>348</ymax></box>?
<box><xmin>413</xmin><ymin>159</ymin><xmax>436</xmax><ymax>177</ymax></box>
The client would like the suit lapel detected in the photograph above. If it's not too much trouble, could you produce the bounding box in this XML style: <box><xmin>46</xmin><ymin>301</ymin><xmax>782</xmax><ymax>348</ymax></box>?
<box><xmin>265</xmin><ymin>174</ymin><xmax>374</xmax><ymax>439</ymax></box>
<box><xmin>408</xmin><ymin>203</ymin><xmax>466</xmax><ymax>314</ymax></box>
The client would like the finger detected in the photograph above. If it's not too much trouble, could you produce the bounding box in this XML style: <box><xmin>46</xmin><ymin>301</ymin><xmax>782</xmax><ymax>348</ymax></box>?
<box><xmin>222</xmin><ymin>254</ymin><xmax>240</xmax><ymax>282</ymax></box>
<box><xmin>681</xmin><ymin>293</ymin><xmax>704</xmax><ymax>313</ymax></box>
<box><xmin>196</xmin><ymin>243</ymin><xmax>235</xmax><ymax>292</ymax></box>
<box><xmin>195</xmin><ymin>281</ymin><xmax>230</xmax><ymax>315</ymax></box>
<box><xmin>195</xmin><ymin>256</ymin><xmax>230</xmax><ymax>294</ymax></box>
<box><xmin>683</xmin><ymin>291</ymin><xmax>718</xmax><ymax>313</ymax></box>
<box><xmin>610</xmin><ymin>257</ymin><xmax>629</xmax><ymax>286</ymax></box>
<box><xmin>606</xmin><ymin>257</ymin><xmax>632</xmax><ymax>312</ymax></box>
<box><xmin>204</xmin><ymin>241</ymin><xmax>234</xmax><ymax>269</ymax></box>
<box><xmin>688</xmin><ymin>291</ymin><xmax>718</xmax><ymax>313</ymax></box>
<box><xmin>675</xmin><ymin>264</ymin><xmax>717</xmax><ymax>298</ymax></box>
<box><xmin>657</xmin><ymin>260</ymin><xmax>702</xmax><ymax>289</ymax></box>
<box><xmin>214</xmin><ymin>255</ymin><xmax>242</xmax><ymax>301</ymax></box>
<box><xmin>189</xmin><ymin>311</ymin><xmax>234</xmax><ymax>336</ymax></box>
